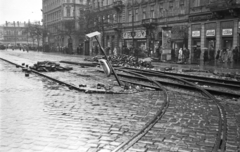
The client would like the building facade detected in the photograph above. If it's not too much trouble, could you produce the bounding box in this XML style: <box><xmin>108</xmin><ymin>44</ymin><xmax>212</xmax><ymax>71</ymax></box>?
<box><xmin>188</xmin><ymin>0</ymin><xmax>240</xmax><ymax>62</ymax></box>
<box><xmin>86</xmin><ymin>0</ymin><xmax>190</xmax><ymax>59</ymax></box>
<box><xmin>0</xmin><ymin>21</ymin><xmax>41</xmax><ymax>47</ymax></box>
<box><xmin>42</xmin><ymin>0</ymin><xmax>87</xmax><ymax>52</ymax></box>
<box><xmin>85</xmin><ymin>0</ymin><xmax>126</xmax><ymax>55</ymax></box>
<box><xmin>123</xmin><ymin>0</ymin><xmax>190</xmax><ymax>60</ymax></box>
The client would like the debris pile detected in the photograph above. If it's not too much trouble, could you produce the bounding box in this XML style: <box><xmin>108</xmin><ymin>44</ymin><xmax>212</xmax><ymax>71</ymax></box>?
<box><xmin>30</xmin><ymin>61</ymin><xmax>73</xmax><ymax>72</ymax></box>
<box><xmin>85</xmin><ymin>55</ymin><xmax>154</xmax><ymax>68</ymax></box>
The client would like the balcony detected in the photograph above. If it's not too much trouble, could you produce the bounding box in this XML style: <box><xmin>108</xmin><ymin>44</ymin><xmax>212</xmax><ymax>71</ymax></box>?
<box><xmin>113</xmin><ymin>0</ymin><xmax>124</xmax><ymax>12</ymax></box>
<box><xmin>208</xmin><ymin>0</ymin><xmax>240</xmax><ymax>11</ymax></box>
<box><xmin>142</xmin><ymin>18</ymin><xmax>158</xmax><ymax>28</ymax></box>
<box><xmin>112</xmin><ymin>23</ymin><xmax>122</xmax><ymax>31</ymax></box>
<box><xmin>207</xmin><ymin>0</ymin><xmax>240</xmax><ymax>17</ymax></box>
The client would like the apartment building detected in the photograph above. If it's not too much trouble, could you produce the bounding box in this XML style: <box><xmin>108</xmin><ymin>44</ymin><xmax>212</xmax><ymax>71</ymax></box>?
<box><xmin>189</xmin><ymin>0</ymin><xmax>240</xmax><ymax>62</ymax></box>
<box><xmin>0</xmin><ymin>21</ymin><xmax>41</xmax><ymax>47</ymax></box>
<box><xmin>85</xmin><ymin>0</ymin><xmax>126</xmax><ymax>55</ymax></box>
<box><xmin>42</xmin><ymin>0</ymin><xmax>87</xmax><ymax>52</ymax></box>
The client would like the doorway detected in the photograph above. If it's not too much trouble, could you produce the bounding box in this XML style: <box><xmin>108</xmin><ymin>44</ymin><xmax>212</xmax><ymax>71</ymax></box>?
<box><xmin>192</xmin><ymin>39</ymin><xmax>201</xmax><ymax>62</ymax></box>
<box><xmin>222</xmin><ymin>38</ymin><xmax>233</xmax><ymax>50</ymax></box>
<box><xmin>206</xmin><ymin>38</ymin><xmax>215</xmax><ymax>61</ymax></box>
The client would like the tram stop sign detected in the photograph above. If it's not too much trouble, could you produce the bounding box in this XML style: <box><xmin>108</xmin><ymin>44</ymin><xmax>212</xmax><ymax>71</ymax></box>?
<box><xmin>86</xmin><ymin>31</ymin><xmax>101</xmax><ymax>38</ymax></box>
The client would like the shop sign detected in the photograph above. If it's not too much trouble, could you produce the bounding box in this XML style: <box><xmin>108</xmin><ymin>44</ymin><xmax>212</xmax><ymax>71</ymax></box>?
<box><xmin>222</xmin><ymin>29</ymin><xmax>232</xmax><ymax>36</ymax></box>
<box><xmin>192</xmin><ymin>31</ymin><xmax>200</xmax><ymax>37</ymax></box>
<box><xmin>206</xmin><ymin>30</ymin><xmax>215</xmax><ymax>37</ymax></box>
<box><xmin>123</xmin><ymin>30</ymin><xmax>146</xmax><ymax>39</ymax></box>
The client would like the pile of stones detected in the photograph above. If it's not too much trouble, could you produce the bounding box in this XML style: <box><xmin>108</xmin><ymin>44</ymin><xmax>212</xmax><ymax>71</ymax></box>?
<box><xmin>30</xmin><ymin>61</ymin><xmax>73</xmax><ymax>72</ymax></box>
<box><xmin>85</xmin><ymin>55</ymin><xmax>154</xmax><ymax>68</ymax></box>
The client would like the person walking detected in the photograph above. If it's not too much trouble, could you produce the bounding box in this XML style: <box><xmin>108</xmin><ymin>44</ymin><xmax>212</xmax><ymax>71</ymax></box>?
<box><xmin>221</xmin><ymin>49</ymin><xmax>227</xmax><ymax>63</ymax></box>
<box><xmin>233</xmin><ymin>46</ymin><xmax>238</xmax><ymax>63</ymax></box>
<box><xmin>227</xmin><ymin>48</ymin><xmax>233</xmax><ymax>63</ymax></box>
<box><xmin>204</xmin><ymin>49</ymin><xmax>208</xmax><ymax>65</ymax></box>
<box><xmin>184</xmin><ymin>48</ymin><xmax>190</xmax><ymax>64</ymax></box>
<box><xmin>178</xmin><ymin>48</ymin><xmax>183</xmax><ymax>63</ymax></box>
<box><xmin>216</xmin><ymin>49</ymin><xmax>221</xmax><ymax>62</ymax></box>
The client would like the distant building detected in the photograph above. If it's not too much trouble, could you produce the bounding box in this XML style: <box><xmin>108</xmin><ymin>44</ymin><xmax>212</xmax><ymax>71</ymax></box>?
<box><xmin>42</xmin><ymin>0</ymin><xmax>87</xmax><ymax>53</ymax></box>
<box><xmin>0</xmin><ymin>21</ymin><xmax>42</xmax><ymax>47</ymax></box>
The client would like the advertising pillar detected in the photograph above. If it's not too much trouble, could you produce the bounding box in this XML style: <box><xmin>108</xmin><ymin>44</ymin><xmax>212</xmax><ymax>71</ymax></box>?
<box><xmin>162</xmin><ymin>27</ymin><xmax>172</xmax><ymax>61</ymax></box>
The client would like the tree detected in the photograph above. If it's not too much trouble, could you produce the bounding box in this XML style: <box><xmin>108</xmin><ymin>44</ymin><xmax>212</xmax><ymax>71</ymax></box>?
<box><xmin>23</xmin><ymin>23</ymin><xmax>43</xmax><ymax>50</ymax></box>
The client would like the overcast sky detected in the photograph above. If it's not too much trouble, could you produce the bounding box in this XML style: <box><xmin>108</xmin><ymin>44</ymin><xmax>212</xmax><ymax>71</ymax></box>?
<box><xmin>0</xmin><ymin>0</ymin><xmax>42</xmax><ymax>25</ymax></box>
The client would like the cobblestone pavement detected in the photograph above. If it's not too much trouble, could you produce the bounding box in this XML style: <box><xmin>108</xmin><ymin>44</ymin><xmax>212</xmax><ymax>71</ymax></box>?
<box><xmin>1</xmin><ymin>50</ymin><xmax>240</xmax><ymax>152</ymax></box>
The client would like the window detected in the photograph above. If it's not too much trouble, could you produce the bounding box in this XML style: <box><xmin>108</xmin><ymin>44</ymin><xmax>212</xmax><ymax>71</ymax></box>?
<box><xmin>169</xmin><ymin>0</ymin><xmax>173</xmax><ymax>9</ymax></box>
<box><xmin>179</xmin><ymin>0</ymin><xmax>184</xmax><ymax>6</ymax></box>
<box><xmin>142</xmin><ymin>7</ymin><xmax>146</xmax><ymax>19</ymax></box>
<box><xmin>135</xmin><ymin>9</ymin><xmax>139</xmax><ymax>21</ymax></box>
<box><xmin>192</xmin><ymin>0</ymin><xmax>200</xmax><ymax>7</ymax></box>
<box><xmin>128</xmin><ymin>10</ymin><xmax>132</xmax><ymax>22</ymax></box>
<box><xmin>159</xmin><ymin>2</ymin><xmax>163</xmax><ymax>17</ymax></box>
<box><xmin>66</xmin><ymin>6</ymin><xmax>71</xmax><ymax>17</ymax></box>
<box><xmin>113</xmin><ymin>14</ymin><xmax>117</xmax><ymax>23</ymax></box>
<box><xmin>150</xmin><ymin>6</ymin><xmax>155</xmax><ymax>18</ymax></box>
<box><xmin>107</xmin><ymin>15</ymin><xmax>110</xmax><ymax>23</ymax></box>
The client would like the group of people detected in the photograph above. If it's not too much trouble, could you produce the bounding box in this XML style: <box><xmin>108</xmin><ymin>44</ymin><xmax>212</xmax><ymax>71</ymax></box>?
<box><xmin>215</xmin><ymin>47</ymin><xmax>239</xmax><ymax>63</ymax></box>
<box><xmin>170</xmin><ymin>47</ymin><xmax>190</xmax><ymax>63</ymax></box>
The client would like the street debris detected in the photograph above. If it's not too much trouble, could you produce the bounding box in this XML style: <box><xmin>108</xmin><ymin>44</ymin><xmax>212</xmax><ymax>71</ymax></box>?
<box><xmin>85</xmin><ymin>55</ymin><xmax>154</xmax><ymax>68</ymax></box>
<box><xmin>29</xmin><ymin>61</ymin><xmax>73</xmax><ymax>72</ymax></box>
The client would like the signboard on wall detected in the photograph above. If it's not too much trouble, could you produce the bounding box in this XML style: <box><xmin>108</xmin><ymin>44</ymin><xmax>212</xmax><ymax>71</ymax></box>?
<box><xmin>123</xmin><ymin>30</ymin><xmax>146</xmax><ymax>39</ymax></box>
<box><xmin>222</xmin><ymin>29</ymin><xmax>232</xmax><ymax>36</ymax></box>
<box><xmin>192</xmin><ymin>31</ymin><xmax>200</xmax><ymax>37</ymax></box>
<box><xmin>206</xmin><ymin>30</ymin><xmax>215</xmax><ymax>37</ymax></box>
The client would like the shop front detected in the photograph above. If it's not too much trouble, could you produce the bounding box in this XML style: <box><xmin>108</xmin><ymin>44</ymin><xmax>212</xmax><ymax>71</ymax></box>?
<box><xmin>123</xmin><ymin>30</ymin><xmax>147</xmax><ymax>52</ymax></box>
<box><xmin>191</xmin><ymin>24</ymin><xmax>201</xmax><ymax>63</ymax></box>
<box><xmin>205</xmin><ymin>23</ymin><xmax>216</xmax><ymax>61</ymax></box>
<box><xmin>221</xmin><ymin>21</ymin><xmax>234</xmax><ymax>50</ymax></box>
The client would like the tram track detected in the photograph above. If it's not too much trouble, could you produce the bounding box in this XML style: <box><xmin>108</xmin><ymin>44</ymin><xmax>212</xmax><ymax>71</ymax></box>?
<box><xmin>0</xmin><ymin>57</ymin><xmax>229</xmax><ymax>152</ymax></box>
<box><xmin>111</xmin><ymin>68</ymin><xmax>227</xmax><ymax>152</ymax></box>
<box><xmin>0</xmin><ymin>58</ymin><xmax>125</xmax><ymax>94</ymax></box>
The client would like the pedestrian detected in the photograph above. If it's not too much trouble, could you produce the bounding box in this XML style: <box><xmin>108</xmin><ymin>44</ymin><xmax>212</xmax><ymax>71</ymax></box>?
<box><xmin>178</xmin><ymin>48</ymin><xmax>183</xmax><ymax>63</ymax></box>
<box><xmin>184</xmin><ymin>48</ymin><xmax>190</xmax><ymax>64</ymax></box>
<box><xmin>204</xmin><ymin>49</ymin><xmax>208</xmax><ymax>64</ymax></box>
<box><xmin>227</xmin><ymin>48</ymin><xmax>233</xmax><ymax>63</ymax></box>
<box><xmin>175</xmin><ymin>48</ymin><xmax>179</xmax><ymax>62</ymax></box>
<box><xmin>113</xmin><ymin>47</ymin><xmax>117</xmax><ymax>56</ymax></box>
<box><xmin>232</xmin><ymin>46</ymin><xmax>238</xmax><ymax>63</ymax></box>
<box><xmin>221</xmin><ymin>49</ymin><xmax>227</xmax><ymax>63</ymax></box>
<box><xmin>216</xmin><ymin>49</ymin><xmax>221</xmax><ymax>61</ymax></box>
<box><xmin>171</xmin><ymin>48</ymin><xmax>175</xmax><ymax>62</ymax></box>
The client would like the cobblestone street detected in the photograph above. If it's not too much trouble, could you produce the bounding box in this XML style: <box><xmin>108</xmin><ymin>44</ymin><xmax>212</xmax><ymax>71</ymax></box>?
<box><xmin>0</xmin><ymin>50</ymin><xmax>240</xmax><ymax>152</ymax></box>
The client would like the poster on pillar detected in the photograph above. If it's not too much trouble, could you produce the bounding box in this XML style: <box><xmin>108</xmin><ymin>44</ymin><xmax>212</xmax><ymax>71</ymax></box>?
<box><xmin>162</xmin><ymin>27</ymin><xmax>172</xmax><ymax>54</ymax></box>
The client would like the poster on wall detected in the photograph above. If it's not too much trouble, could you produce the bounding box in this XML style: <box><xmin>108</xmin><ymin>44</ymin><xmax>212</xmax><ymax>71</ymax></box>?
<box><xmin>162</xmin><ymin>27</ymin><xmax>172</xmax><ymax>54</ymax></box>
<box><xmin>192</xmin><ymin>31</ymin><xmax>200</xmax><ymax>37</ymax></box>
<box><xmin>123</xmin><ymin>30</ymin><xmax>146</xmax><ymax>39</ymax></box>
<box><xmin>222</xmin><ymin>29</ymin><xmax>232</xmax><ymax>36</ymax></box>
<box><xmin>206</xmin><ymin>30</ymin><xmax>215</xmax><ymax>37</ymax></box>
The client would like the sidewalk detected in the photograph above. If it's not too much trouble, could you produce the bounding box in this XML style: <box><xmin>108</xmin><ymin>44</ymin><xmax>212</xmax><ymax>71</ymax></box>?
<box><xmin>152</xmin><ymin>60</ymin><xmax>240</xmax><ymax>73</ymax></box>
